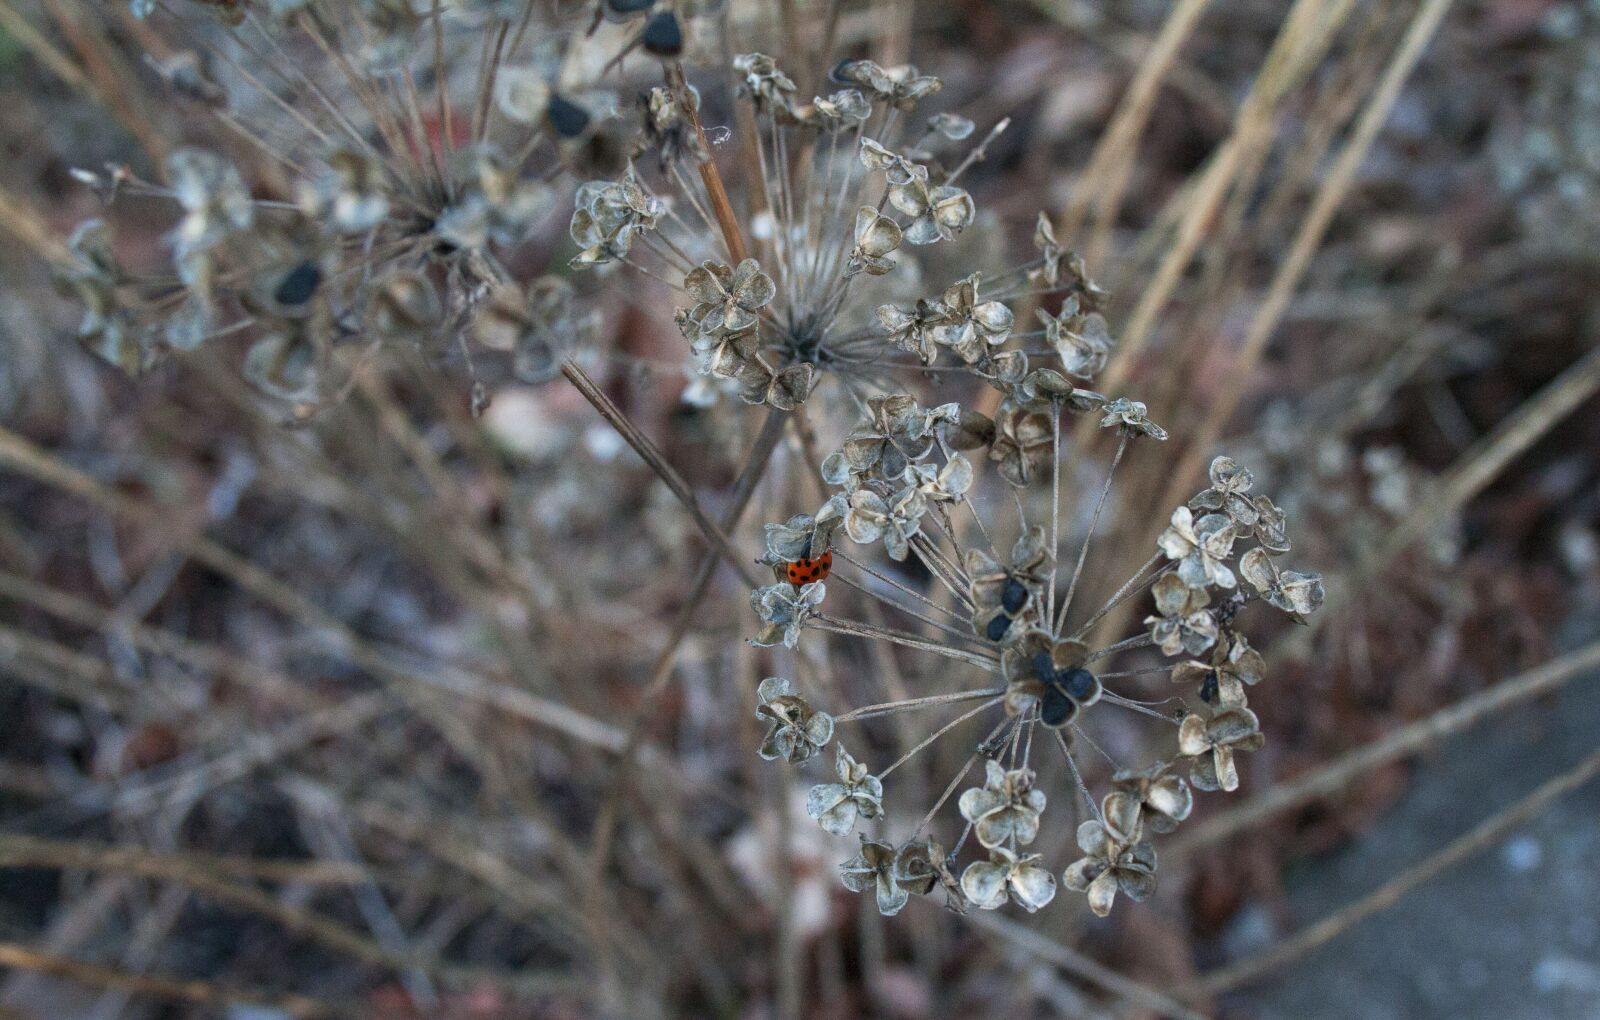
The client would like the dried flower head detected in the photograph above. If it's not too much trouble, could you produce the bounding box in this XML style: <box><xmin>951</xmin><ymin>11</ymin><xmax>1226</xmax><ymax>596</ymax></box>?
<box><xmin>1109</xmin><ymin>763</ymin><xmax>1194</xmax><ymax>835</ymax></box>
<box><xmin>1145</xmin><ymin>574</ymin><xmax>1218</xmax><ymax>657</ymax></box>
<box><xmin>751</xmin><ymin>581</ymin><xmax>827</xmax><ymax>649</ymax></box>
<box><xmin>1171</xmin><ymin>633</ymin><xmax>1264</xmax><ymax>707</ymax></box>
<box><xmin>562</xmin><ymin>49</ymin><xmax>1096</xmax><ymax>410</ymax></box>
<box><xmin>756</xmin><ymin>676</ymin><xmax>833</xmax><ymax>763</ymax></box>
<box><xmin>750</xmin><ymin>330</ymin><xmax>1321</xmax><ymax>916</ymax></box>
<box><xmin>59</xmin><ymin>1</ymin><xmax>669</xmax><ymax>404</ymax></box>
<box><xmin>1178</xmin><ymin>707</ymin><xmax>1265</xmax><ymax>792</ymax></box>
<box><xmin>959</xmin><ymin>760</ymin><xmax>1047</xmax><ymax>848</ymax></box>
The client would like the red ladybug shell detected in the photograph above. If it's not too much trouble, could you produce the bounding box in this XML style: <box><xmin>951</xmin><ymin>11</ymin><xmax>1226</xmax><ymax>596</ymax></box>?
<box><xmin>784</xmin><ymin>550</ymin><xmax>833</xmax><ymax>585</ymax></box>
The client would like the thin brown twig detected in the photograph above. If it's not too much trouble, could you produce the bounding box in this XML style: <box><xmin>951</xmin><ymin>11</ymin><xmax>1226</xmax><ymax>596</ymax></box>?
<box><xmin>581</xmin><ymin>405</ymin><xmax>788</xmax><ymax>999</ymax></box>
<box><xmin>1164</xmin><ymin>0</ymin><xmax>1455</xmax><ymax>508</ymax></box>
<box><xmin>0</xmin><ymin>834</ymin><xmax>581</xmax><ymax>997</ymax></box>
<box><xmin>0</xmin><ymin>942</ymin><xmax>344</xmax><ymax>1018</ymax></box>
<box><xmin>562</xmin><ymin>360</ymin><xmax>759</xmax><ymax>588</ymax></box>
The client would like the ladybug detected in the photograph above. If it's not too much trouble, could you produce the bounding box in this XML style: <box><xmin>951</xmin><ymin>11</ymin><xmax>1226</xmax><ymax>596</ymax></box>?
<box><xmin>782</xmin><ymin>550</ymin><xmax>833</xmax><ymax>586</ymax></box>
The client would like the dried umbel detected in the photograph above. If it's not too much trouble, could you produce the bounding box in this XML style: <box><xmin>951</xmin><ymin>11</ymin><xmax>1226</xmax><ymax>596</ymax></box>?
<box><xmin>750</xmin><ymin>274</ymin><xmax>1324</xmax><ymax>916</ymax></box>
<box><xmin>58</xmin><ymin>1</ymin><xmax>696</xmax><ymax>402</ymax></box>
<box><xmin>566</xmin><ymin>50</ymin><xmax>1104</xmax><ymax>410</ymax></box>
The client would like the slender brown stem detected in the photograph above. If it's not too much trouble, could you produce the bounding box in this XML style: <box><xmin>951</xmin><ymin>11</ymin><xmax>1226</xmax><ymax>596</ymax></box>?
<box><xmin>669</xmin><ymin>62</ymin><xmax>748</xmax><ymax>263</ymax></box>
<box><xmin>835</xmin><ymin>687</ymin><xmax>1007</xmax><ymax>723</ymax></box>
<box><xmin>561</xmin><ymin>361</ymin><xmax>758</xmax><ymax>588</ymax></box>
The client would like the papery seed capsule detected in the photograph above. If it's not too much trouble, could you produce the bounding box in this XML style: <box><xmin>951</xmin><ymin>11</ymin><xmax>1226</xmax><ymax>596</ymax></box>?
<box><xmin>1001</xmin><ymin>577</ymin><xmax>1028</xmax><ymax>615</ymax></box>
<box><xmin>985</xmin><ymin>613</ymin><xmax>1012</xmax><ymax>642</ymax></box>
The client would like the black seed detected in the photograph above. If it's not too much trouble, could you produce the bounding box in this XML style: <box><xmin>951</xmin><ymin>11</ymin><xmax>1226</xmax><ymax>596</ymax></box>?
<box><xmin>605</xmin><ymin>0</ymin><xmax>655</xmax><ymax>13</ymax></box>
<box><xmin>1061</xmin><ymin>667</ymin><xmax>1097</xmax><ymax>702</ymax></box>
<box><xmin>1031</xmin><ymin>651</ymin><xmax>1055</xmax><ymax>682</ymax></box>
<box><xmin>1001</xmin><ymin>577</ymin><xmax>1028</xmax><ymax>615</ymax></box>
<box><xmin>274</xmin><ymin>262</ymin><xmax>321</xmax><ymax>306</ymax></box>
<box><xmin>640</xmin><ymin>11</ymin><xmax>682</xmax><ymax>56</ymax></box>
<box><xmin>985</xmin><ymin>613</ymin><xmax>1012</xmax><ymax>643</ymax></box>
<box><xmin>548</xmin><ymin>94</ymin><xmax>591</xmax><ymax>138</ymax></box>
<box><xmin>1039</xmin><ymin>688</ymin><xmax>1076</xmax><ymax>727</ymax></box>
<box><xmin>828</xmin><ymin>59</ymin><xmax>855</xmax><ymax>84</ymax></box>
<box><xmin>1200</xmin><ymin>671</ymin><xmax>1219</xmax><ymax>704</ymax></box>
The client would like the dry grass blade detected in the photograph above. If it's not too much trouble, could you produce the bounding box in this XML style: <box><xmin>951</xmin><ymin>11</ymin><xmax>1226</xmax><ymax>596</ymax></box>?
<box><xmin>1052</xmin><ymin>0</ymin><xmax>1215</xmax><ymax>253</ymax></box>
<box><xmin>0</xmin><ymin>423</ymin><xmax>638</xmax><ymax>756</ymax></box>
<box><xmin>1372</xmin><ymin>341</ymin><xmax>1600</xmax><ymax>570</ymax></box>
<box><xmin>1166</xmin><ymin>0</ymin><xmax>1455</xmax><ymax>506</ymax></box>
<box><xmin>1177</xmin><ymin>746</ymin><xmax>1600</xmax><ymax>999</ymax></box>
<box><xmin>0</xmin><ymin>185</ymin><xmax>70</xmax><ymax>264</ymax></box>
<box><xmin>1094</xmin><ymin>0</ymin><xmax>1357</xmax><ymax>405</ymax></box>
<box><xmin>0</xmin><ymin>0</ymin><xmax>92</xmax><ymax>97</ymax></box>
<box><xmin>0</xmin><ymin>835</ymin><xmax>582</xmax><ymax>998</ymax></box>
<box><xmin>0</xmin><ymin>942</ymin><xmax>344</xmax><ymax>1018</ymax></box>
<box><xmin>1172</xmin><ymin>638</ymin><xmax>1600</xmax><ymax>855</ymax></box>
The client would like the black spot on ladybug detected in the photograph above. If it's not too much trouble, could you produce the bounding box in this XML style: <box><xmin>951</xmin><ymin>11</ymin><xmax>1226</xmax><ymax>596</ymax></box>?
<box><xmin>985</xmin><ymin>613</ymin><xmax>1012</xmax><ymax>642</ymax></box>
<box><xmin>1001</xmin><ymin>577</ymin><xmax>1028</xmax><ymax>615</ymax></box>
<box><xmin>1039</xmin><ymin>687</ymin><xmax>1076</xmax><ymax>727</ymax></box>
<box><xmin>784</xmin><ymin>551</ymin><xmax>832</xmax><ymax>586</ymax></box>
<box><xmin>274</xmin><ymin>261</ymin><xmax>321</xmax><ymax>306</ymax></box>
<box><xmin>548</xmin><ymin>94</ymin><xmax>591</xmax><ymax>138</ymax></box>
<box><xmin>1200</xmin><ymin>670</ymin><xmax>1219</xmax><ymax>704</ymax></box>
<box><xmin>641</xmin><ymin>11</ymin><xmax>682</xmax><ymax>56</ymax></box>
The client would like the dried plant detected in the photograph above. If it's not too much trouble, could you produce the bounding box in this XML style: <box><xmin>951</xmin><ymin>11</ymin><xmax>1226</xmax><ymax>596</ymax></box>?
<box><xmin>567</xmin><ymin>49</ymin><xmax>1107</xmax><ymax>410</ymax></box>
<box><xmin>53</xmin><ymin>0</ymin><xmax>731</xmax><ymax>405</ymax></box>
<box><xmin>4</xmin><ymin>1</ymin><xmax>1599</xmax><ymax>1017</ymax></box>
